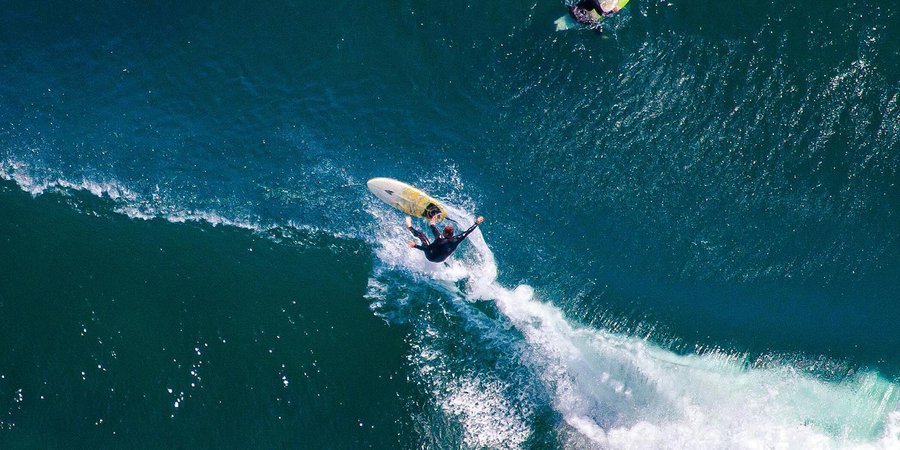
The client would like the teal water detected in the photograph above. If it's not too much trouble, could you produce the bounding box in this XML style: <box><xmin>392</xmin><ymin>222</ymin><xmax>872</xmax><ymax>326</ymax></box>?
<box><xmin>1</xmin><ymin>0</ymin><xmax>898</xmax><ymax>447</ymax></box>
<box><xmin>0</xmin><ymin>182</ymin><xmax>413</xmax><ymax>447</ymax></box>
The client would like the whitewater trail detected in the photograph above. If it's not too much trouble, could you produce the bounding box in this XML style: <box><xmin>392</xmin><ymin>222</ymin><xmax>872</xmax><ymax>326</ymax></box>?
<box><xmin>368</xmin><ymin>202</ymin><xmax>900</xmax><ymax>449</ymax></box>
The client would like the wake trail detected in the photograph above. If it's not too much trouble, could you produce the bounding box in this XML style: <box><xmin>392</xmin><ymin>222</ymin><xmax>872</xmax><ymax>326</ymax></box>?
<box><xmin>368</xmin><ymin>201</ymin><xmax>900</xmax><ymax>449</ymax></box>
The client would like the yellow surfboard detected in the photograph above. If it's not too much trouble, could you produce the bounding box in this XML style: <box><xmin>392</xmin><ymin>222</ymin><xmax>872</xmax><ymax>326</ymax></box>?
<box><xmin>366</xmin><ymin>177</ymin><xmax>448</xmax><ymax>221</ymax></box>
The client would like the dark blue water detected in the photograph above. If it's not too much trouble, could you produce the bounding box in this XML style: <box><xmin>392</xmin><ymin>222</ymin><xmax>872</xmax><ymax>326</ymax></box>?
<box><xmin>1</xmin><ymin>0</ymin><xmax>898</xmax><ymax>447</ymax></box>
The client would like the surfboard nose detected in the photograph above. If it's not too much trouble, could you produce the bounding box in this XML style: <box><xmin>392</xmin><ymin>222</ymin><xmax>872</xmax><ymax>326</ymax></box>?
<box><xmin>366</xmin><ymin>178</ymin><xmax>383</xmax><ymax>194</ymax></box>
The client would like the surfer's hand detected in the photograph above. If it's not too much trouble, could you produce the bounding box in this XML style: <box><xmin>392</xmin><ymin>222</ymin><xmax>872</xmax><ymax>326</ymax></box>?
<box><xmin>407</xmin><ymin>241</ymin><xmax>416</xmax><ymax>248</ymax></box>
<box><xmin>476</xmin><ymin>216</ymin><xmax>484</xmax><ymax>224</ymax></box>
<box><xmin>405</xmin><ymin>216</ymin><xmax>412</xmax><ymax>228</ymax></box>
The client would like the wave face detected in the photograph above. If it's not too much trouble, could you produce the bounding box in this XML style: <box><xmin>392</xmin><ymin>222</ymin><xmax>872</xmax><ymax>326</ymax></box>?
<box><xmin>1</xmin><ymin>0</ymin><xmax>898</xmax><ymax>447</ymax></box>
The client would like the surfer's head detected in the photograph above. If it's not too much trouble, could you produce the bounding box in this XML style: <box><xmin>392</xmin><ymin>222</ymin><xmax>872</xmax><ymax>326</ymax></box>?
<box><xmin>443</xmin><ymin>225</ymin><xmax>454</xmax><ymax>238</ymax></box>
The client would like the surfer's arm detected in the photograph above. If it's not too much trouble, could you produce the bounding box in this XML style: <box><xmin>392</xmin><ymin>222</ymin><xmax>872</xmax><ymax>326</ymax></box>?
<box><xmin>457</xmin><ymin>224</ymin><xmax>478</xmax><ymax>239</ymax></box>
<box><xmin>456</xmin><ymin>217</ymin><xmax>484</xmax><ymax>239</ymax></box>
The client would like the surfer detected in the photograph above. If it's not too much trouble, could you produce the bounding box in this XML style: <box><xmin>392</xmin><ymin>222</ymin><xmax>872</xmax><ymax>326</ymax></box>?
<box><xmin>569</xmin><ymin>0</ymin><xmax>621</xmax><ymax>31</ymax></box>
<box><xmin>405</xmin><ymin>215</ymin><xmax>484</xmax><ymax>263</ymax></box>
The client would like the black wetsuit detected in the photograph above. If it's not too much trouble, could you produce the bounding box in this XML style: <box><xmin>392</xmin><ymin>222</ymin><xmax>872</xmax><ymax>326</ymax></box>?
<box><xmin>569</xmin><ymin>0</ymin><xmax>610</xmax><ymax>31</ymax></box>
<box><xmin>408</xmin><ymin>222</ymin><xmax>480</xmax><ymax>263</ymax></box>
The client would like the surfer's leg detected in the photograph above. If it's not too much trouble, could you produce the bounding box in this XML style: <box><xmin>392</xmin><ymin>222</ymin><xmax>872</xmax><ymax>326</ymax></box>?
<box><xmin>409</xmin><ymin>227</ymin><xmax>430</xmax><ymax>246</ymax></box>
<box><xmin>429</xmin><ymin>224</ymin><xmax>443</xmax><ymax>240</ymax></box>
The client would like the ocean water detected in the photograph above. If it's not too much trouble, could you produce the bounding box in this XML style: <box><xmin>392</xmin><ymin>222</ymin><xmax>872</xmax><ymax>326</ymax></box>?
<box><xmin>1</xmin><ymin>0</ymin><xmax>898</xmax><ymax>448</ymax></box>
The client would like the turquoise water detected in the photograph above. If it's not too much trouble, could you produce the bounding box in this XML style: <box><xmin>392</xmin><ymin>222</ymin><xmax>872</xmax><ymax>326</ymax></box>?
<box><xmin>1</xmin><ymin>0</ymin><xmax>898</xmax><ymax>447</ymax></box>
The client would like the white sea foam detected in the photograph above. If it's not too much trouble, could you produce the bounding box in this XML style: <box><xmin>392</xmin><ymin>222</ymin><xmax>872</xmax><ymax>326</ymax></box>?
<box><xmin>0</xmin><ymin>159</ymin><xmax>139</xmax><ymax>201</ymax></box>
<box><xmin>0</xmin><ymin>159</ymin><xmax>315</xmax><ymax>237</ymax></box>
<box><xmin>401</xmin><ymin>323</ymin><xmax>532</xmax><ymax>450</ymax></box>
<box><xmin>442</xmin><ymin>375</ymin><xmax>531</xmax><ymax>449</ymax></box>
<box><xmin>368</xmin><ymin>199</ymin><xmax>900</xmax><ymax>449</ymax></box>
